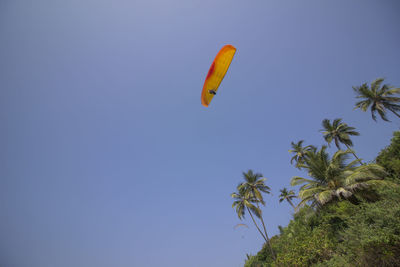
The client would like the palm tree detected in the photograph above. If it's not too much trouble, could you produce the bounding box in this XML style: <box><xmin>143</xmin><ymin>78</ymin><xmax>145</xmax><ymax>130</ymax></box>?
<box><xmin>289</xmin><ymin>140</ymin><xmax>316</xmax><ymax>169</ymax></box>
<box><xmin>237</xmin><ymin>170</ymin><xmax>276</xmax><ymax>260</ymax></box>
<box><xmin>290</xmin><ymin>146</ymin><xmax>387</xmax><ymax>208</ymax></box>
<box><xmin>279</xmin><ymin>188</ymin><xmax>296</xmax><ymax>209</ymax></box>
<box><xmin>321</xmin><ymin>118</ymin><xmax>363</xmax><ymax>164</ymax></box>
<box><xmin>353</xmin><ymin>78</ymin><xmax>400</xmax><ymax>121</ymax></box>
<box><xmin>231</xmin><ymin>186</ymin><xmax>267</xmax><ymax>242</ymax></box>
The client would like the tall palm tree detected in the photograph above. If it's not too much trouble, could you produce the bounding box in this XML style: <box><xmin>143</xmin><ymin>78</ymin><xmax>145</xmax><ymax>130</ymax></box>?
<box><xmin>290</xmin><ymin>146</ymin><xmax>387</xmax><ymax>208</ymax></box>
<box><xmin>279</xmin><ymin>188</ymin><xmax>296</xmax><ymax>209</ymax></box>
<box><xmin>289</xmin><ymin>140</ymin><xmax>316</xmax><ymax>169</ymax></box>
<box><xmin>321</xmin><ymin>118</ymin><xmax>363</xmax><ymax>164</ymax></box>
<box><xmin>353</xmin><ymin>78</ymin><xmax>400</xmax><ymax>121</ymax></box>
<box><xmin>237</xmin><ymin>170</ymin><xmax>276</xmax><ymax>260</ymax></box>
<box><xmin>231</xmin><ymin>186</ymin><xmax>268</xmax><ymax>243</ymax></box>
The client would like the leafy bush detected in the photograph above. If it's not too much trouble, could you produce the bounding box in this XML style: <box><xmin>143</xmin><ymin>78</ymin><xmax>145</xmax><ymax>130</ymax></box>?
<box><xmin>376</xmin><ymin>131</ymin><xmax>400</xmax><ymax>183</ymax></box>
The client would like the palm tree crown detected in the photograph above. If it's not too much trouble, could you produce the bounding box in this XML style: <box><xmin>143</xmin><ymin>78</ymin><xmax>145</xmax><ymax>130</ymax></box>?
<box><xmin>321</xmin><ymin>118</ymin><xmax>359</xmax><ymax>149</ymax></box>
<box><xmin>231</xmin><ymin>186</ymin><xmax>261</xmax><ymax>220</ymax></box>
<box><xmin>238</xmin><ymin>170</ymin><xmax>271</xmax><ymax>204</ymax></box>
<box><xmin>353</xmin><ymin>78</ymin><xmax>400</xmax><ymax>121</ymax></box>
<box><xmin>289</xmin><ymin>140</ymin><xmax>316</xmax><ymax>169</ymax></box>
<box><xmin>290</xmin><ymin>146</ymin><xmax>387</xmax><ymax>208</ymax></box>
<box><xmin>278</xmin><ymin>188</ymin><xmax>297</xmax><ymax>209</ymax></box>
<box><xmin>321</xmin><ymin>118</ymin><xmax>362</xmax><ymax>164</ymax></box>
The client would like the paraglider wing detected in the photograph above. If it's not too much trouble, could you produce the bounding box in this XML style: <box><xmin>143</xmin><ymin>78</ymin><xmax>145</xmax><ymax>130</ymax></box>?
<box><xmin>234</xmin><ymin>223</ymin><xmax>249</xmax><ymax>229</ymax></box>
<box><xmin>201</xmin><ymin>45</ymin><xmax>236</xmax><ymax>107</ymax></box>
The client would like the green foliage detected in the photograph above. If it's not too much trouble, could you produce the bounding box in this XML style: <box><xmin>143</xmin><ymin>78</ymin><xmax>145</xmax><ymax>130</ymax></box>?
<box><xmin>333</xmin><ymin>191</ymin><xmax>400</xmax><ymax>267</ymax></box>
<box><xmin>245</xmin><ymin>189</ymin><xmax>400</xmax><ymax>266</ymax></box>
<box><xmin>243</xmin><ymin>132</ymin><xmax>400</xmax><ymax>266</ymax></box>
<box><xmin>273</xmin><ymin>221</ymin><xmax>335</xmax><ymax>266</ymax></box>
<box><xmin>376</xmin><ymin>131</ymin><xmax>400</xmax><ymax>182</ymax></box>
<box><xmin>244</xmin><ymin>254</ymin><xmax>268</xmax><ymax>267</ymax></box>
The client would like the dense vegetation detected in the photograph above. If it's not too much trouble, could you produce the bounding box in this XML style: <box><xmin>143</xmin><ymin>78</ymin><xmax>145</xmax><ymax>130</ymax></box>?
<box><xmin>231</xmin><ymin>78</ymin><xmax>400</xmax><ymax>266</ymax></box>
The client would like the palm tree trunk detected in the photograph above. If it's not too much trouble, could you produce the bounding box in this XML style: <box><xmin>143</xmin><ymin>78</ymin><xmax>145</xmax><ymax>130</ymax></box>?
<box><xmin>345</xmin><ymin>144</ymin><xmax>364</xmax><ymax>165</ymax></box>
<box><xmin>246</xmin><ymin>206</ymin><xmax>268</xmax><ymax>243</ymax></box>
<box><xmin>287</xmin><ymin>199</ymin><xmax>296</xmax><ymax>210</ymax></box>
<box><xmin>255</xmin><ymin>203</ymin><xmax>276</xmax><ymax>260</ymax></box>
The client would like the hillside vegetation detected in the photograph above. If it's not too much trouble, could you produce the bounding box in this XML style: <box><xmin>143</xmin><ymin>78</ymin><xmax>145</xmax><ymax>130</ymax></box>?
<box><xmin>231</xmin><ymin>78</ymin><xmax>400</xmax><ymax>266</ymax></box>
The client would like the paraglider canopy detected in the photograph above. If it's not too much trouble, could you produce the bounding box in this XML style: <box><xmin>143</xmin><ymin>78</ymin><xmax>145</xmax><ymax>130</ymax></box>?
<box><xmin>201</xmin><ymin>45</ymin><xmax>236</xmax><ymax>107</ymax></box>
<box><xmin>234</xmin><ymin>223</ymin><xmax>249</xmax><ymax>239</ymax></box>
<box><xmin>234</xmin><ymin>223</ymin><xmax>249</xmax><ymax>229</ymax></box>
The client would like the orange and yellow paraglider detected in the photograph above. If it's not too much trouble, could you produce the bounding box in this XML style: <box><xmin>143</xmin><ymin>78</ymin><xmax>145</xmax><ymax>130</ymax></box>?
<box><xmin>201</xmin><ymin>45</ymin><xmax>236</xmax><ymax>107</ymax></box>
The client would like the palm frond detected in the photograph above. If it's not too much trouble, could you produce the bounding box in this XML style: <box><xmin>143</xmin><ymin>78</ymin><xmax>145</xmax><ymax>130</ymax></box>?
<box><xmin>290</xmin><ymin>176</ymin><xmax>315</xmax><ymax>186</ymax></box>
<box><xmin>317</xmin><ymin>190</ymin><xmax>334</xmax><ymax>205</ymax></box>
<box><xmin>371</xmin><ymin>77</ymin><xmax>385</xmax><ymax>92</ymax></box>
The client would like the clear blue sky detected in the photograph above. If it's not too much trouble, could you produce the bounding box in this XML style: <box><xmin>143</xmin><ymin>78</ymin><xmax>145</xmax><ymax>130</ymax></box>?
<box><xmin>1</xmin><ymin>1</ymin><xmax>400</xmax><ymax>266</ymax></box>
